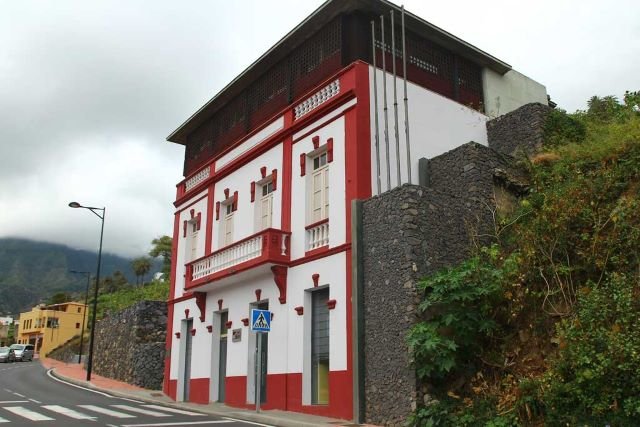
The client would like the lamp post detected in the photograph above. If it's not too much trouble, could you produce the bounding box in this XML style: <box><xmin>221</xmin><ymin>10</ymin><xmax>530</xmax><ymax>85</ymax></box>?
<box><xmin>68</xmin><ymin>202</ymin><xmax>105</xmax><ymax>381</ymax></box>
<box><xmin>69</xmin><ymin>270</ymin><xmax>90</xmax><ymax>365</ymax></box>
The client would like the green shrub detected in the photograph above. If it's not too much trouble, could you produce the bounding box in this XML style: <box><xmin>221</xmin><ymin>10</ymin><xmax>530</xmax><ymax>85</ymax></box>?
<box><xmin>542</xmin><ymin>273</ymin><xmax>640</xmax><ymax>425</ymax></box>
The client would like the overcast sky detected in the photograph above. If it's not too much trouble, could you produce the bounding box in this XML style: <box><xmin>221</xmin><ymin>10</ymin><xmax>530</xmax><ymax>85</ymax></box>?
<box><xmin>1</xmin><ymin>0</ymin><xmax>638</xmax><ymax>258</ymax></box>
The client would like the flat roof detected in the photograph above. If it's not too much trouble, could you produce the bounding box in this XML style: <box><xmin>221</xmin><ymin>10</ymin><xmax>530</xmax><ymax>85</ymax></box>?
<box><xmin>167</xmin><ymin>0</ymin><xmax>511</xmax><ymax>145</ymax></box>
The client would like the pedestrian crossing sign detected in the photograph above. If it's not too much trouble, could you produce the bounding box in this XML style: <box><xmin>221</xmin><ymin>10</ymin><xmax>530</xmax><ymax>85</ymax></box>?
<box><xmin>250</xmin><ymin>309</ymin><xmax>271</xmax><ymax>332</ymax></box>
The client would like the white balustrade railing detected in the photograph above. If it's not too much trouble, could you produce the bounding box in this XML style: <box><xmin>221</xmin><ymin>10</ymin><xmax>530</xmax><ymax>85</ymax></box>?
<box><xmin>294</xmin><ymin>79</ymin><xmax>340</xmax><ymax>119</ymax></box>
<box><xmin>306</xmin><ymin>221</ymin><xmax>329</xmax><ymax>251</ymax></box>
<box><xmin>192</xmin><ymin>235</ymin><xmax>263</xmax><ymax>281</ymax></box>
<box><xmin>184</xmin><ymin>167</ymin><xmax>210</xmax><ymax>192</ymax></box>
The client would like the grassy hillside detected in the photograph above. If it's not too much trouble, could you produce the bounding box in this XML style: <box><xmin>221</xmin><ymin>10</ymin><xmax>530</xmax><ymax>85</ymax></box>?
<box><xmin>409</xmin><ymin>92</ymin><xmax>640</xmax><ymax>426</ymax></box>
<box><xmin>0</xmin><ymin>238</ymin><xmax>155</xmax><ymax>315</ymax></box>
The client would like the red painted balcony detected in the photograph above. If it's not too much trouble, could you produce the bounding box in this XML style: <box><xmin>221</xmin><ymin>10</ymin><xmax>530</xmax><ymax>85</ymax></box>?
<box><xmin>184</xmin><ymin>228</ymin><xmax>291</xmax><ymax>291</ymax></box>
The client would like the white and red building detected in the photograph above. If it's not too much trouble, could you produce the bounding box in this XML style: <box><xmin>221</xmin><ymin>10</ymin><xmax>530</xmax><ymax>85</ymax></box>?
<box><xmin>163</xmin><ymin>0</ymin><xmax>547</xmax><ymax>421</ymax></box>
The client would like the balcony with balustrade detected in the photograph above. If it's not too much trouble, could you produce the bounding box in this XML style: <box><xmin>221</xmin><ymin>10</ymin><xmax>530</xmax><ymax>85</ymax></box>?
<box><xmin>184</xmin><ymin>228</ymin><xmax>291</xmax><ymax>291</ymax></box>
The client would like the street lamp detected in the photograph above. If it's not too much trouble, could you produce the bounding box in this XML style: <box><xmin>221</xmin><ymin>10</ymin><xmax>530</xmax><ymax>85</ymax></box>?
<box><xmin>68</xmin><ymin>201</ymin><xmax>105</xmax><ymax>382</ymax></box>
<box><xmin>69</xmin><ymin>270</ymin><xmax>90</xmax><ymax>365</ymax></box>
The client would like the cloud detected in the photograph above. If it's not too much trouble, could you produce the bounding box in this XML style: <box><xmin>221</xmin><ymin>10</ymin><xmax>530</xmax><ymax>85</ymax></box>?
<box><xmin>0</xmin><ymin>0</ymin><xmax>638</xmax><ymax>257</ymax></box>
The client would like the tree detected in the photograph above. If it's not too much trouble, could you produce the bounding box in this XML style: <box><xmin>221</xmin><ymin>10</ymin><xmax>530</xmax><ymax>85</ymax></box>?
<box><xmin>131</xmin><ymin>257</ymin><xmax>152</xmax><ymax>286</ymax></box>
<box><xmin>48</xmin><ymin>292</ymin><xmax>72</xmax><ymax>305</ymax></box>
<box><xmin>149</xmin><ymin>235</ymin><xmax>172</xmax><ymax>279</ymax></box>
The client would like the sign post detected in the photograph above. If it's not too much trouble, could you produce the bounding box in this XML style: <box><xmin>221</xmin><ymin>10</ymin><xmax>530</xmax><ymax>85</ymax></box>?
<box><xmin>250</xmin><ymin>309</ymin><xmax>271</xmax><ymax>413</ymax></box>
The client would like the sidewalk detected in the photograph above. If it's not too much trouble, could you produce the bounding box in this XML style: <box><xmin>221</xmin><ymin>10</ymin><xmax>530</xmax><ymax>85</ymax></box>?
<box><xmin>41</xmin><ymin>357</ymin><xmax>373</xmax><ymax>427</ymax></box>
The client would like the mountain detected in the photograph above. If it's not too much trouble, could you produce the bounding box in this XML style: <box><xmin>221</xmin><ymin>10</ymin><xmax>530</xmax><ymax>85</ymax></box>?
<box><xmin>0</xmin><ymin>238</ymin><xmax>158</xmax><ymax>315</ymax></box>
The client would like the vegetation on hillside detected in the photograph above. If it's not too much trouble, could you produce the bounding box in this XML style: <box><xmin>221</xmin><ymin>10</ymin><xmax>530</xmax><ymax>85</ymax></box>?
<box><xmin>409</xmin><ymin>92</ymin><xmax>640</xmax><ymax>426</ymax></box>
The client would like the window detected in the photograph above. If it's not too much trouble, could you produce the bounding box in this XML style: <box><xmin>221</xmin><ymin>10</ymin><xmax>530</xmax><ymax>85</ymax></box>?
<box><xmin>76</xmin><ymin>323</ymin><xmax>80</xmax><ymax>329</ymax></box>
<box><xmin>223</xmin><ymin>203</ymin><xmax>234</xmax><ymax>246</ymax></box>
<box><xmin>260</xmin><ymin>181</ymin><xmax>274</xmax><ymax>230</ymax></box>
<box><xmin>77</xmin><ymin>307</ymin><xmax>81</xmax><ymax>313</ymax></box>
<box><xmin>311</xmin><ymin>153</ymin><xmax>329</xmax><ymax>223</ymax></box>
<box><xmin>46</xmin><ymin>318</ymin><xmax>59</xmax><ymax>329</ymax></box>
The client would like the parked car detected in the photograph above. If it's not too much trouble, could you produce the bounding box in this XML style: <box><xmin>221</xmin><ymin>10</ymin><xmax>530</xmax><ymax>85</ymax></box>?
<box><xmin>0</xmin><ymin>346</ymin><xmax>15</xmax><ymax>363</ymax></box>
<box><xmin>9</xmin><ymin>344</ymin><xmax>34</xmax><ymax>362</ymax></box>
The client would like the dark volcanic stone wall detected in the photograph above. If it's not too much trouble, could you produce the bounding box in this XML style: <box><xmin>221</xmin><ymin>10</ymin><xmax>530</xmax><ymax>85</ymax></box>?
<box><xmin>93</xmin><ymin>301</ymin><xmax>167</xmax><ymax>390</ymax></box>
<box><xmin>487</xmin><ymin>102</ymin><xmax>552</xmax><ymax>156</ymax></box>
<box><xmin>362</xmin><ymin>185</ymin><xmax>481</xmax><ymax>426</ymax></box>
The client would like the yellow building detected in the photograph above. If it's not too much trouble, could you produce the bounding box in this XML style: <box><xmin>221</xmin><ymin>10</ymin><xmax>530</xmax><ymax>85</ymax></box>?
<box><xmin>17</xmin><ymin>302</ymin><xmax>88</xmax><ymax>356</ymax></box>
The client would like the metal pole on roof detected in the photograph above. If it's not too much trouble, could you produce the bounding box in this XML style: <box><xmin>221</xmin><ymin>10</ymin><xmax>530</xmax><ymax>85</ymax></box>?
<box><xmin>371</xmin><ymin>20</ymin><xmax>381</xmax><ymax>196</ymax></box>
<box><xmin>401</xmin><ymin>5</ymin><xmax>412</xmax><ymax>184</ymax></box>
<box><xmin>380</xmin><ymin>15</ymin><xmax>391</xmax><ymax>192</ymax></box>
<box><xmin>391</xmin><ymin>9</ymin><xmax>401</xmax><ymax>188</ymax></box>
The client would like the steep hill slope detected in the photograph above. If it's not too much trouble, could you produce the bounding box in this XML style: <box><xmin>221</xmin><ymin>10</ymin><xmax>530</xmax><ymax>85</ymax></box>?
<box><xmin>0</xmin><ymin>238</ymin><xmax>149</xmax><ymax>314</ymax></box>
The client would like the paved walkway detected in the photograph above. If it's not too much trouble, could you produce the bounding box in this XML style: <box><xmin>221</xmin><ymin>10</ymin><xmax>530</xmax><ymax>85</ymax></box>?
<box><xmin>41</xmin><ymin>357</ymin><xmax>374</xmax><ymax>427</ymax></box>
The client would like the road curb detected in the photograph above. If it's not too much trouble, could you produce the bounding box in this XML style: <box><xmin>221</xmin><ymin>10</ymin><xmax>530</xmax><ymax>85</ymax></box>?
<box><xmin>46</xmin><ymin>367</ymin><xmax>338</xmax><ymax>427</ymax></box>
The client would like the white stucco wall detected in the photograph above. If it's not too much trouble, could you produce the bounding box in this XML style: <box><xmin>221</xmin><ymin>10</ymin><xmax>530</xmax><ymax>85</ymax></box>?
<box><xmin>369</xmin><ymin>66</ymin><xmax>489</xmax><ymax>194</ymax></box>
<box><xmin>482</xmin><ymin>68</ymin><xmax>548</xmax><ymax>118</ymax></box>
<box><xmin>215</xmin><ymin>116</ymin><xmax>284</xmax><ymax>170</ymax></box>
<box><xmin>174</xmin><ymin>193</ymin><xmax>209</xmax><ymax>299</ymax></box>
<box><xmin>291</xmin><ymin>116</ymin><xmax>347</xmax><ymax>260</ymax></box>
<box><xmin>212</xmin><ymin>144</ymin><xmax>284</xmax><ymax>253</ymax></box>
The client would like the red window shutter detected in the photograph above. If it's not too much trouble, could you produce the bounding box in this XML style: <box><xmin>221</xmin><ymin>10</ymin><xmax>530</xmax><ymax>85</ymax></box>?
<box><xmin>250</xmin><ymin>181</ymin><xmax>256</xmax><ymax>202</ymax></box>
<box><xmin>327</xmin><ymin>138</ymin><xmax>334</xmax><ymax>163</ymax></box>
<box><xmin>312</xmin><ymin>135</ymin><xmax>320</xmax><ymax>149</ymax></box>
<box><xmin>215</xmin><ymin>201</ymin><xmax>220</xmax><ymax>220</ymax></box>
<box><xmin>271</xmin><ymin>169</ymin><xmax>278</xmax><ymax>191</ymax></box>
<box><xmin>300</xmin><ymin>153</ymin><xmax>306</xmax><ymax>176</ymax></box>
<box><xmin>232</xmin><ymin>191</ymin><xmax>238</xmax><ymax>211</ymax></box>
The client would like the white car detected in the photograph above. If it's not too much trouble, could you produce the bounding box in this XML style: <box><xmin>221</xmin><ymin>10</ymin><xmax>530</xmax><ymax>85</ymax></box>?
<box><xmin>9</xmin><ymin>344</ymin><xmax>34</xmax><ymax>362</ymax></box>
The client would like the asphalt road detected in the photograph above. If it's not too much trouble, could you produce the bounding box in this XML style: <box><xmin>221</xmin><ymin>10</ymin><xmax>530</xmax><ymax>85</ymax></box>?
<box><xmin>0</xmin><ymin>360</ymin><xmax>268</xmax><ymax>427</ymax></box>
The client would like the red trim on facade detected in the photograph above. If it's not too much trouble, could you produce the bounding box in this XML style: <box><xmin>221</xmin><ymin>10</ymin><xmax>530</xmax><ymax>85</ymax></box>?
<box><xmin>176</xmin><ymin>193</ymin><xmax>209</xmax><ymax>214</ymax></box>
<box><xmin>312</xmin><ymin>135</ymin><xmax>320</xmax><ymax>149</ymax></box>
<box><xmin>194</xmin><ymin>292</ymin><xmax>206</xmax><ymax>322</ymax></box>
<box><xmin>270</xmin><ymin>265</ymin><xmax>288</xmax><ymax>304</ymax></box>
<box><xmin>299</xmin><ymin>153</ymin><xmax>306</xmax><ymax>177</ymax></box>
<box><xmin>271</xmin><ymin>169</ymin><xmax>278</xmax><ymax>191</ymax></box>
<box><xmin>163</xmin><ymin>211</ymin><xmax>181</xmax><ymax>396</ymax></box>
<box><xmin>260</xmin><ymin>166</ymin><xmax>267</xmax><ymax>178</ymax></box>
<box><xmin>174</xmin><ymin>63</ymin><xmax>359</xmax><ymax>205</ymax></box>
<box><xmin>184</xmin><ymin>308</ymin><xmax>190</xmax><ymax>319</ymax></box>
<box><xmin>225</xmin><ymin>320</ymin><xmax>232</xmax><ymax>329</ymax></box>
<box><xmin>281</xmin><ymin>110</ymin><xmax>294</xmax><ymax>232</ymax></box>
<box><xmin>327</xmin><ymin>138</ymin><xmax>334</xmax><ymax>163</ymax></box>
<box><xmin>224</xmin><ymin>376</ymin><xmax>247</xmax><ymax>408</ymax></box>
<box><xmin>217</xmin><ymin>299</ymin><xmax>223</xmax><ymax>311</ymax></box>
<box><xmin>167</xmin><ymin>292</ymin><xmax>194</xmax><ymax>305</ymax></box>
<box><xmin>291</xmin><ymin>102</ymin><xmax>357</xmax><ymax>145</ymax></box>
<box><xmin>215</xmin><ymin>201</ymin><xmax>220</xmax><ymax>220</ymax></box>
<box><xmin>167</xmin><ymin>379</ymin><xmax>177</xmax><ymax>400</ymax></box>
<box><xmin>175</xmin><ymin>332</ymin><xmax>180</xmax><ymax>339</ymax></box>
<box><xmin>183</xmin><ymin>221</ymin><xmax>187</xmax><ymax>238</ymax></box>
<box><xmin>241</xmin><ymin>318</ymin><xmax>249</xmax><ymax>326</ymax></box>
<box><xmin>207</xmin><ymin>325</ymin><xmax>213</xmax><ymax>333</ymax></box>
<box><xmin>304</xmin><ymin>218</ymin><xmax>329</xmax><ymax>231</ymax></box>
<box><xmin>327</xmin><ymin>299</ymin><xmax>337</xmax><ymax>310</ymax></box>
<box><xmin>232</xmin><ymin>191</ymin><xmax>238</xmax><ymax>211</ymax></box>
<box><xmin>250</xmin><ymin>181</ymin><xmax>256</xmax><ymax>202</ymax></box>
<box><xmin>304</xmin><ymin>245</ymin><xmax>329</xmax><ymax>257</ymax></box>
<box><xmin>294</xmin><ymin>306</ymin><xmax>304</xmax><ymax>315</ymax></box>
<box><xmin>254</xmin><ymin>289</ymin><xmax>262</xmax><ymax>301</ymax></box>
<box><xmin>289</xmin><ymin>243</ymin><xmax>350</xmax><ymax>267</ymax></box>
<box><xmin>224</xmin><ymin>188</ymin><xmax>230</xmax><ymax>199</ymax></box>
<box><xmin>312</xmin><ymin>273</ymin><xmax>320</xmax><ymax>287</ymax></box>
<box><xmin>190</xmin><ymin>328</ymin><xmax>196</xmax><ymax>336</ymax></box>
<box><xmin>189</xmin><ymin>378</ymin><xmax>210</xmax><ymax>404</ymax></box>
<box><xmin>205</xmin><ymin>184</ymin><xmax>215</xmax><ymax>255</ymax></box>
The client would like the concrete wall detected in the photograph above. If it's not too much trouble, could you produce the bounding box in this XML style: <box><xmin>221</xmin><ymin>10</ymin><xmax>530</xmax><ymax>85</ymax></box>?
<box><xmin>482</xmin><ymin>68</ymin><xmax>548</xmax><ymax>119</ymax></box>
<box><xmin>93</xmin><ymin>301</ymin><xmax>167</xmax><ymax>390</ymax></box>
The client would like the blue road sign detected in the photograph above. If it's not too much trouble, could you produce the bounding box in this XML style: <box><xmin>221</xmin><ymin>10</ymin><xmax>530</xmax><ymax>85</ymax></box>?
<box><xmin>251</xmin><ymin>309</ymin><xmax>271</xmax><ymax>332</ymax></box>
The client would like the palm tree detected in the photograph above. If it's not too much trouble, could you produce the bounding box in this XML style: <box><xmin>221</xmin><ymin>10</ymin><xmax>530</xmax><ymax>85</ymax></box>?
<box><xmin>131</xmin><ymin>257</ymin><xmax>152</xmax><ymax>286</ymax></box>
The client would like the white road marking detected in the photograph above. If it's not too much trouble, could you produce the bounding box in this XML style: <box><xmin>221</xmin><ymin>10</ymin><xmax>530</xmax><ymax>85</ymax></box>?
<box><xmin>223</xmin><ymin>417</ymin><xmax>274</xmax><ymax>427</ymax></box>
<box><xmin>29</xmin><ymin>398</ymin><xmax>42</xmax><ymax>404</ymax></box>
<box><xmin>121</xmin><ymin>421</ymin><xmax>232</xmax><ymax>427</ymax></box>
<box><xmin>12</xmin><ymin>393</ymin><xmax>25</xmax><ymax>398</ymax></box>
<box><xmin>141</xmin><ymin>405</ymin><xmax>206</xmax><ymax>416</ymax></box>
<box><xmin>3</xmin><ymin>406</ymin><xmax>55</xmax><ymax>421</ymax></box>
<box><xmin>2</xmin><ymin>389</ymin><xmax>11</xmax><ymax>393</ymax></box>
<box><xmin>0</xmin><ymin>401</ymin><xmax>28</xmax><ymax>404</ymax></box>
<box><xmin>111</xmin><ymin>405</ymin><xmax>171</xmax><ymax>417</ymax></box>
<box><xmin>42</xmin><ymin>404</ymin><xmax>98</xmax><ymax>420</ymax></box>
<box><xmin>78</xmin><ymin>404</ymin><xmax>137</xmax><ymax>418</ymax></box>
<box><xmin>0</xmin><ymin>416</ymin><xmax>8</xmax><ymax>423</ymax></box>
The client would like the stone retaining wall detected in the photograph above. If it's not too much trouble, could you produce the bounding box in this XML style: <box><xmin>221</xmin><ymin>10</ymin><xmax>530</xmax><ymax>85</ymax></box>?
<box><xmin>93</xmin><ymin>300</ymin><xmax>167</xmax><ymax>390</ymax></box>
<box><xmin>487</xmin><ymin>102</ymin><xmax>552</xmax><ymax>156</ymax></box>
